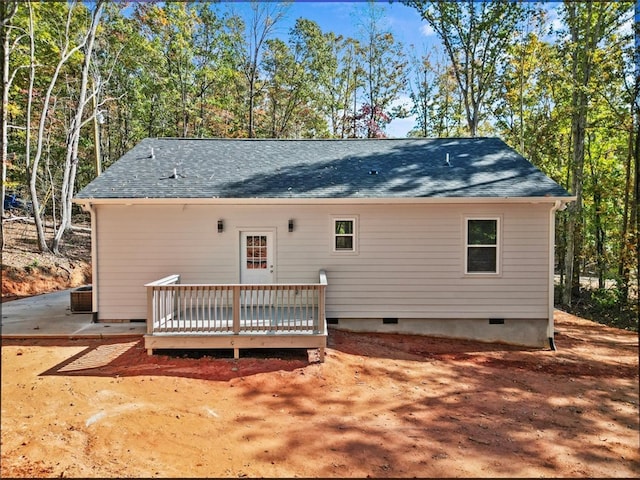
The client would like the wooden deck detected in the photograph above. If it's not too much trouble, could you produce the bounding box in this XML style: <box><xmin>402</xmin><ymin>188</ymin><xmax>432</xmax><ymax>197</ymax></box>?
<box><xmin>144</xmin><ymin>271</ymin><xmax>327</xmax><ymax>360</ymax></box>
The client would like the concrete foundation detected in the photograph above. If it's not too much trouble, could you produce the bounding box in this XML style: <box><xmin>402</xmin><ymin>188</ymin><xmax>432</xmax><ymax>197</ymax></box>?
<box><xmin>329</xmin><ymin>317</ymin><xmax>550</xmax><ymax>348</ymax></box>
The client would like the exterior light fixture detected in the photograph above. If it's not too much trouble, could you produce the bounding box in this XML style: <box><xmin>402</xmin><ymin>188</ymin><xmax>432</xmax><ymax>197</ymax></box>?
<box><xmin>217</xmin><ymin>220</ymin><xmax>224</xmax><ymax>233</ymax></box>
<box><xmin>288</xmin><ymin>219</ymin><xmax>294</xmax><ymax>232</ymax></box>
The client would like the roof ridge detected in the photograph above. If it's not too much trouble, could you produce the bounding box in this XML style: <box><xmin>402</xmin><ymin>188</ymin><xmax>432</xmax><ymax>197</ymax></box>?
<box><xmin>146</xmin><ymin>136</ymin><xmax>498</xmax><ymax>142</ymax></box>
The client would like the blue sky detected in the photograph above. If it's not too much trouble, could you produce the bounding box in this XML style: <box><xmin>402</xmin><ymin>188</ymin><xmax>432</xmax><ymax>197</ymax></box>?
<box><xmin>224</xmin><ymin>1</ymin><xmax>428</xmax><ymax>47</ymax></box>
<box><xmin>219</xmin><ymin>1</ymin><xmax>431</xmax><ymax>137</ymax></box>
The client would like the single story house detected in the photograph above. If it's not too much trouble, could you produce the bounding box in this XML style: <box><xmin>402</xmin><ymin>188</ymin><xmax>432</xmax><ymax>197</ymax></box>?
<box><xmin>73</xmin><ymin>137</ymin><xmax>574</xmax><ymax>358</ymax></box>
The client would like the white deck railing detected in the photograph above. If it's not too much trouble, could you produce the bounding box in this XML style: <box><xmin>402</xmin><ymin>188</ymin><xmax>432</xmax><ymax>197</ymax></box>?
<box><xmin>145</xmin><ymin>270</ymin><xmax>327</xmax><ymax>336</ymax></box>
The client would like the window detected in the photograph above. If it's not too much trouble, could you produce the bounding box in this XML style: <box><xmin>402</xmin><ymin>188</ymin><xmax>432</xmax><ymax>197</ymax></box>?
<box><xmin>332</xmin><ymin>217</ymin><xmax>357</xmax><ymax>253</ymax></box>
<box><xmin>466</xmin><ymin>218</ymin><xmax>499</xmax><ymax>274</ymax></box>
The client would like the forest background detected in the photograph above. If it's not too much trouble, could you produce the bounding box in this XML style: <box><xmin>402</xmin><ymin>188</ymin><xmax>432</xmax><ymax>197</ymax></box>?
<box><xmin>1</xmin><ymin>1</ymin><xmax>638</xmax><ymax>330</ymax></box>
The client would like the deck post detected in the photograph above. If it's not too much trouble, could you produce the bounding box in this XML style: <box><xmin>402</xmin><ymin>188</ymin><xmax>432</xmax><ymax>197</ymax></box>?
<box><xmin>144</xmin><ymin>274</ymin><xmax>181</xmax><ymax>355</ymax></box>
<box><xmin>146</xmin><ymin>286</ymin><xmax>153</xmax><ymax>334</ymax></box>
<box><xmin>317</xmin><ymin>270</ymin><xmax>328</xmax><ymax>362</ymax></box>
<box><xmin>318</xmin><ymin>270</ymin><xmax>327</xmax><ymax>335</ymax></box>
<box><xmin>232</xmin><ymin>285</ymin><xmax>240</xmax><ymax>334</ymax></box>
<box><xmin>146</xmin><ymin>285</ymin><xmax>154</xmax><ymax>355</ymax></box>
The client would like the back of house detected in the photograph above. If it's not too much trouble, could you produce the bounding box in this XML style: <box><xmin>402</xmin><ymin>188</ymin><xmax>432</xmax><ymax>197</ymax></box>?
<box><xmin>74</xmin><ymin>137</ymin><xmax>573</xmax><ymax>350</ymax></box>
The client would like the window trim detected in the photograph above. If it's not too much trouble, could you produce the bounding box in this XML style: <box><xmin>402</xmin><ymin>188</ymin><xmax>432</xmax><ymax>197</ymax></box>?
<box><xmin>331</xmin><ymin>215</ymin><xmax>359</xmax><ymax>255</ymax></box>
<box><xmin>464</xmin><ymin>216</ymin><xmax>501</xmax><ymax>275</ymax></box>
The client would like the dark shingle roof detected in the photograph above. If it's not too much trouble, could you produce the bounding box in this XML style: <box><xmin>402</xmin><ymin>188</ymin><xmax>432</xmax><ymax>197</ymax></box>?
<box><xmin>75</xmin><ymin>137</ymin><xmax>571</xmax><ymax>200</ymax></box>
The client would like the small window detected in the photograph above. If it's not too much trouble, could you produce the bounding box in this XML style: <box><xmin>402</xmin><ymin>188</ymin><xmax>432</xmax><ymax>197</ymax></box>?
<box><xmin>466</xmin><ymin>218</ymin><xmax>499</xmax><ymax>274</ymax></box>
<box><xmin>332</xmin><ymin>217</ymin><xmax>357</xmax><ymax>253</ymax></box>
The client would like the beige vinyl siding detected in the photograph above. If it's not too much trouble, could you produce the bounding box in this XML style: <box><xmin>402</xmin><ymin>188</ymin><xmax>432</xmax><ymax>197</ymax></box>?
<box><xmin>94</xmin><ymin>202</ymin><xmax>552</xmax><ymax>321</ymax></box>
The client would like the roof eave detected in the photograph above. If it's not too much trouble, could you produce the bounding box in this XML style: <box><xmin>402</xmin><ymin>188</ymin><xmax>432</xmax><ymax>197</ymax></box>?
<box><xmin>73</xmin><ymin>196</ymin><xmax>576</xmax><ymax>206</ymax></box>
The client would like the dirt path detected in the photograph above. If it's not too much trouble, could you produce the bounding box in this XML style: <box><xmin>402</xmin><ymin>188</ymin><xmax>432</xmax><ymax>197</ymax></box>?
<box><xmin>1</xmin><ymin>310</ymin><xmax>638</xmax><ymax>478</ymax></box>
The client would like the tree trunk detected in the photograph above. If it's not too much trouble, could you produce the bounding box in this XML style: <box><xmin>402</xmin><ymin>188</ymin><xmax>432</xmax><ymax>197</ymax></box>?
<box><xmin>618</xmin><ymin>108</ymin><xmax>634</xmax><ymax>300</ymax></box>
<box><xmin>248</xmin><ymin>72</ymin><xmax>255</xmax><ymax>138</ymax></box>
<box><xmin>562</xmin><ymin>89</ymin><xmax>587</xmax><ymax>306</ymax></box>
<box><xmin>181</xmin><ymin>87</ymin><xmax>188</xmax><ymax>137</ymax></box>
<box><xmin>0</xmin><ymin>0</ymin><xmax>18</xmax><ymax>251</ymax></box>
<box><xmin>561</xmin><ymin>2</ymin><xmax>597</xmax><ymax>306</ymax></box>
<box><xmin>24</xmin><ymin>1</ymin><xmax>48</xmax><ymax>252</ymax></box>
<box><xmin>590</xmin><ymin>162</ymin><xmax>605</xmax><ymax>289</ymax></box>
<box><xmin>634</xmin><ymin>0</ymin><xmax>640</xmax><ymax>308</ymax></box>
<box><xmin>52</xmin><ymin>0</ymin><xmax>104</xmax><ymax>254</ymax></box>
<box><xmin>634</xmin><ymin>105</ymin><xmax>639</xmax><ymax>308</ymax></box>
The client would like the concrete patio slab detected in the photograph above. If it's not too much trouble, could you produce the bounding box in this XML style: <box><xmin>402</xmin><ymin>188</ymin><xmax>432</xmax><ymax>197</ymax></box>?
<box><xmin>1</xmin><ymin>289</ymin><xmax>145</xmax><ymax>338</ymax></box>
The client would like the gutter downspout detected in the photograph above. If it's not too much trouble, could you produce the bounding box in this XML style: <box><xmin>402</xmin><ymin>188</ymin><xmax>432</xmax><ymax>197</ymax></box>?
<box><xmin>81</xmin><ymin>202</ymin><xmax>99</xmax><ymax>322</ymax></box>
<box><xmin>548</xmin><ymin>200</ymin><xmax>567</xmax><ymax>350</ymax></box>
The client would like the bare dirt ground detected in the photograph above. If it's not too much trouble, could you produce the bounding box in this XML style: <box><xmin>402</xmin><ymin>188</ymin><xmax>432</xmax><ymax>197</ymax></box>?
<box><xmin>1</xmin><ymin>218</ymin><xmax>92</xmax><ymax>300</ymax></box>
<box><xmin>1</xmin><ymin>310</ymin><xmax>638</xmax><ymax>478</ymax></box>
<box><xmin>2</xmin><ymin>218</ymin><xmax>639</xmax><ymax>478</ymax></box>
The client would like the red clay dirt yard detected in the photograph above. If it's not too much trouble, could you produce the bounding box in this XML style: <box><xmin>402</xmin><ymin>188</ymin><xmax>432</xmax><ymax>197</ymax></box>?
<box><xmin>1</xmin><ymin>310</ymin><xmax>638</xmax><ymax>478</ymax></box>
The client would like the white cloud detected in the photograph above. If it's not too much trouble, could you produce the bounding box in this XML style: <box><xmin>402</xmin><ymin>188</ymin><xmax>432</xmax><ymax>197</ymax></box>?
<box><xmin>420</xmin><ymin>23</ymin><xmax>436</xmax><ymax>37</ymax></box>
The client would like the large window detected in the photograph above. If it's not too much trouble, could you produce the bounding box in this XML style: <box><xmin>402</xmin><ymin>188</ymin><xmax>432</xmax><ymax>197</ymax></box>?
<box><xmin>333</xmin><ymin>217</ymin><xmax>357</xmax><ymax>253</ymax></box>
<box><xmin>466</xmin><ymin>218</ymin><xmax>500</xmax><ymax>274</ymax></box>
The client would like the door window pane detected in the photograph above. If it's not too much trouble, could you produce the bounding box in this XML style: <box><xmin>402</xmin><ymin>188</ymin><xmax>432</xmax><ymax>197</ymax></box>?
<box><xmin>246</xmin><ymin>235</ymin><xmax>268</xmax><ymax>269</ymax></box>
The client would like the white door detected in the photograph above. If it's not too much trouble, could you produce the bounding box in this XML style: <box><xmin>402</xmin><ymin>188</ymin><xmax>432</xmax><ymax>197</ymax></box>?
<box><xmin>240</xmin><ymin>231</ymin><xmax>274</xmax><ymax>284</ymax></box>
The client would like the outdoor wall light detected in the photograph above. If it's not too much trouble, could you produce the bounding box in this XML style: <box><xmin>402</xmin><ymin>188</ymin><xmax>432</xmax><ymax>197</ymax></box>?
<box><xmin>217</xmin><ymin>220</ymin><xmax>224</xmax><ymax>233</ymax></box>
<box><xmin>288</xmin><ymin>219</ymin><xmax>294</xmax><ymax>232</ymax></box>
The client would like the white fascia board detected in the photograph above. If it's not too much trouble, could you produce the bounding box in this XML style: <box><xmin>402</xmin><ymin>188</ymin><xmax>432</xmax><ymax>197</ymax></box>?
<box><xmin>73</xmin><ymin>196</ymin><xmax>576</xmax><ymax>207</ymax></box>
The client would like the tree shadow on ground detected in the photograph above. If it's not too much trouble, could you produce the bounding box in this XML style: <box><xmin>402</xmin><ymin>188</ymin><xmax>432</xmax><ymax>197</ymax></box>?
<box><xmin>233</xmin><ymin>326</ymin><xmax>639</xmax><ymax>477</ymax></box>
<box><xmin>1</xmin><ymin>337</ymin><xmax>311</xmax><ymax>381</ymax></box>
<box><xmin>3</xmin><ymin>309</ymin><xmax>637</xmax><ymax>383</ymax></box>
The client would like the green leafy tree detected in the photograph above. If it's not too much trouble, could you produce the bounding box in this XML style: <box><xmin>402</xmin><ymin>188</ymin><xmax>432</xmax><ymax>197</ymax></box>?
<box><xmin>261</xmin><ymin>19</ymin><xmax>329</xmax><ymax>138</ymax></box>
<box><xmin>354</xmin><ymin>2</ymin><xmax>407</xmax><ymax>138</ymax></box>
<box><xmin>493</xmin><ymin>6</ymin><xmax>552</xmax><ymax>154</ymax></box>
<box><xmin>404</xmin><ymin>0</ymin><xmax>525</xmax><ymax>137</ymax></box>
<box><xmin>558</xmin><ymin>1</ymin><xmax>634</xmax><ymax>306</ymax></box>
<box><xmin>406</xmin><ymin>47</ymin><xmax>435</xmax><ymax>137</ymax></box>
<box><xmin>191</xmin><ymin>5</ymin><xmax>240</xmax><ymax>137</ymax></box>
<box><xmin>229</xmin><ymin>1</ymin><xmax>290</xmax><ymax>138</ymax></box>
<box><xmin>317</xmin><ymin>34</ymin><xmax>360</xmax><ymax>138</ymax></box>
<box><xmin>134</xmin><ymin>2</ymin><xmax>201</xmax><ymax>137</ymax></box>
<box><xmin>406</xmin><ymin>47</ymin><xmax>466</xmax><ymax>138</ymax></box>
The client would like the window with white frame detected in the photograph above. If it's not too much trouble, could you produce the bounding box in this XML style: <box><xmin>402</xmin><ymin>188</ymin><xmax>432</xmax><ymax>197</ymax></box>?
<box><xmin>465</xmin><ymin>217</ymin><xmax>500</xmax><ymax>274</ymax></box>
<box><xmin>333</xmin><ymin>217</ymin><xmax>357</xmax><ymax>253</ymax></box>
